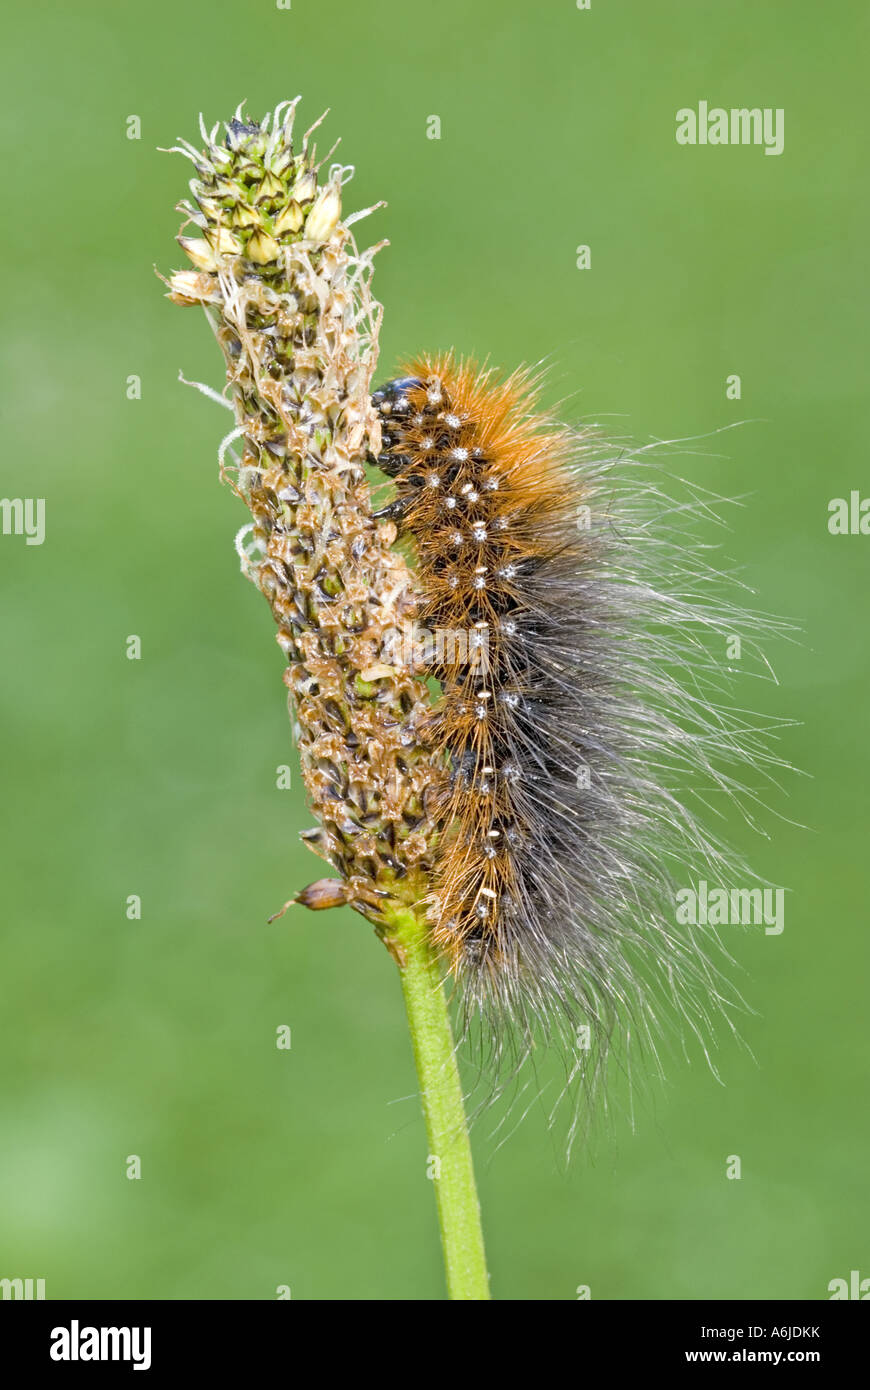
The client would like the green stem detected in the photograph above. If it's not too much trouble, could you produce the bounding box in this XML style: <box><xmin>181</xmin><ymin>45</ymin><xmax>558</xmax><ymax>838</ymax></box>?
<box><xmin>384</xmin><ymin>903</ymin><xmax>491</xmax><ymax>1300</ymax></box>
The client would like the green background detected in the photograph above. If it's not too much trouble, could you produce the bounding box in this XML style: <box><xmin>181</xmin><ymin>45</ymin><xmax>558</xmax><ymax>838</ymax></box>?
<box><xmin>1</xmin><ymin>0</ymin><xmax>866</xmax><ymax>1300</ymax></box>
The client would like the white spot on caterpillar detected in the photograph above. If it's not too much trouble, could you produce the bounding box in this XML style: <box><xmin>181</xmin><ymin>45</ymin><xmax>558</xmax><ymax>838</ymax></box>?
<box><xmin>427</xmin><ymin>389</ymin><xmax>442</xmax><ymax>406</ymax></box>
<box><xmin>451</xmin><ymin>530</ymin><xmax>463</xmax><ymax>546</ymax></box>
<box><xmin>444</xmin><ymin>496</ymin><xmax>457</xmax><ymax>509</ymax></box>
<box><xmin>421</xmin><ymin>437</ymin><xmax>434</xmax><ymax>450</ymax></box>
<box><xmin>452</xmin><ymin>447</ymin><xmax>469</xmax><ymax>461</ymax></box>
<box><xmin>427</xmin><ymin>472</ymin><xmax>441</xmax><ymax>487</ymax></box>
<box><xmin>499</xmin><ymin>564</ymin><xmax>518</xmax><ymax>580</ymax></box>
<box><xmin>480</xmin><ymin>887</ymin><xmax>497</xmax><ymax>899</ymax></box>
<box><xmin>444</xmin><ymin>413</ymin><xmax>461</xmax><ymax>429</ymax></box>
<box><xmin>472</xmin><ymin>523</ymin><xmax>487</xmax><ymax>542</ymax></box>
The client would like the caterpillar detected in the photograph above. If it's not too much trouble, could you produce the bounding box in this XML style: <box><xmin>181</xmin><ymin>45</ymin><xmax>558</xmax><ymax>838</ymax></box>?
<box><xmin>372</xmin><ymin>353</ymin><xmax>789</xmax><ymax>1108</ymax></box>
<box><xmin>164</xmin><ymin>101</ymin><xmax>790</xmax><ymax>1134</ymax></box>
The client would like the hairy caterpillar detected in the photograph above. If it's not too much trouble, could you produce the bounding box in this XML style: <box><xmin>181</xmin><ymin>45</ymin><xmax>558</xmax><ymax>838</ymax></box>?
<box><xmin>372</xmin><ymin>354</ymin><xmax>790</xmax><ymax>1111</ymax></box>
<box><xmin>164</xmin><ymin>102</ymin><xmax>791</xmax><ymax>1141</ymax></box>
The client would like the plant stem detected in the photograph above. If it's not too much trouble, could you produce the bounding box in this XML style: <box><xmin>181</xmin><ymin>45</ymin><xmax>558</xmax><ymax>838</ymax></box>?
<box><xmin>384</xmin><ymin>903</ymin><xmax>491</xmax><ymax>1300</ymax></box>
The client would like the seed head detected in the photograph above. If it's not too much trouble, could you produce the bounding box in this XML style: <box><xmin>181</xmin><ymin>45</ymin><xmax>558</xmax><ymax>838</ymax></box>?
<box><xmin>165</xmin><ymin>104</ymin><xmax>440</xmax><ymax>916</ymax></box>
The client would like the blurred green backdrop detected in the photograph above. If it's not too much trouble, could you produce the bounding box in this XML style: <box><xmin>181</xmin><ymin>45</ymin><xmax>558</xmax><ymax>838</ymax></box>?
<box><xmin>0</xmin><ymin>0</ymin><xmax>866</xmax><ymax>1300</ymax></box>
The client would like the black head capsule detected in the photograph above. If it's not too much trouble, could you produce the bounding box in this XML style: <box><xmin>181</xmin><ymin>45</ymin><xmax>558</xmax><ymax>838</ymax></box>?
<box><xmin>370</xmin><ymin>376</ymin><xmax>424</xmax><ymax>477</ymax></box>
<box><xmin>373</xmin><ymin>375</ymin><xmax>424</xmax><ymax>409</ymax></box>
